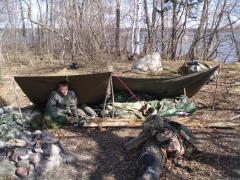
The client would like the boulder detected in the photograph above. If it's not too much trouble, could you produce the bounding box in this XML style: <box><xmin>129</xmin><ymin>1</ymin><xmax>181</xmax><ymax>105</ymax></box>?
<box><xmin>29</xmin><ymin>153</ymin><xmax>41</xmax><ymax>166</ymax></box>
<box><xmin>0</xmin><ymin>160</ymin><xmax>16</xmax><ymax>178</ymax></box>
<box><xmin>6</xmin><ymin>139</ymin><xmax>27</xmax><ymax>147</ymax></box>
<box><xmin>16</xmin><ymin>166</ymin><xmax>29</xmax><ymax>177</ymax></box>
<box><xmin>17</xmin><ymin>159</ymin><xmax>30</xmax><ymax>167</ymax></box>
<box><xmin>131</xmin><ymin>52</ymin><xmax>163</xmax><ymax>73</ymax></box>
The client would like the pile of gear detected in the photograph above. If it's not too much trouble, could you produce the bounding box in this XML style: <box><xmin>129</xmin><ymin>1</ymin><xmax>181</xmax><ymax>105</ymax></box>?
<box><xmin>125</xmin><ymin>115</ymin><xmax>196</xmax><ymax>179</ymax></box>
<box><xmin>0</xmin><ymin>108</ymin><xmax>77</xmax><ymax>179</ymax></box>
<box><xmin>178</xmin><ymin>60</ymin><xmax>218</xmax><ymax>82</ymax></box>
<box><xmin>104</xmin><ymin>93</ymin><xmax>197</xmax><ymax>119</ymax></box>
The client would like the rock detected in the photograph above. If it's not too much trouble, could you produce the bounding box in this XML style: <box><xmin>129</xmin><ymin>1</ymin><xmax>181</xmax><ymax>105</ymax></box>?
<box><xmin>50</xmin><ymin>144</ymin><xmax>61</xmax><ymax>156</ymax></box>
<box><xmin>0</xmin><ymin>140</ymin><xmax>5</xmax><ymax>148</ymax></box>
<box><xmin>17</xmin><ymin>133</ymin><xmax>35</xmax><ymax>146</ymax></box>
<box><xmin>35</xmin><ymin>154</ymin><xmax>62</xmax><ymax>176</ymax></box>
<box><xmin>34</xmin><ymin>130</ymin><xmax>42</xmax><ymax>135</ymax></box>
<box><xmin>19</xmin><ymin>154</ymin><xmax>30</xmax><ymax>161</ymax></box>
<box><xmin>0</xmin><ymin>108</ymin><xmax>4</xmax><ymax>115</ymax></box>
<box><xmin>16</xmin><ymin>166</ymin><xmax>29</xmax><ymax>177</ymax></box>
<box><xmin>41</xmin><ymin>130</ymin><xmax>58</xmax><ymax>144</ymax></box>
<box><xmin>17</xmin><ymin>159</ymin><xmax>30</xmax><ymax>167</ymax></box>
<box><xmin>11</xmin><ymin>148</ymin><xmax>28</xmax><ymax>162</ymax></box>
<box><xmin>34</xmin><ymin>147</ymin><xmax>43</xmax><ymax>154</ymax></box>
<box><xmin>131</xmin><ymin>52</ymin><xmax>163</xmax><ymax>73</ymax></box>
<box><xmin>0</xmin><ymin>159</ymin><xmax>16</xmax><ymax>178</ymax></box>
<box><xmin>58</xmin><ymin>141</ymin><xmax>65</xmax><ymax>152</ymax></box>
<box><xmin>6</xmin><ymin>139</ymin><xmax>27</xmax><ymax>147</ymax></box>
<box><xmin>2</xmin><ymin>105</ymin><xmax>18</xmax><ymax>113</ymax></box>
<box><xmin>29</xmin><ymin>153</ymin><xmax>41</xmax><ymax>166</ymax></box>
<box><xmin>41</xmin><ymin>143</ymin><xmax>61</xmax><ymax>157</ymax></box>
<box><xmin>28</xmin><ymin>164</ymin><xmax>35</xmax><ymax>178</ymax></box>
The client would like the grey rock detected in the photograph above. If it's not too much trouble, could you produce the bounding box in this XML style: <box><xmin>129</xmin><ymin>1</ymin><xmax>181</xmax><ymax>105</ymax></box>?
<box><xmin>41</xmin><ymin>130</ymin><xmax>58</xmax><ymax>144</ymax></box>
<box><xmin>2</xmin><ymin>106</ymin><xmax>18</xmax><ymax>113</ymax></box>
<box><xmin>11</xmin><ymin>148</ymin><xmax>28</xmax><ymax>162</ymax></box>
<box><xmin>58</xmin><ymin>141</ymin><xmax>65</xmax><ymax>152</ymax></box>
<box><xmin>28</xmin><ymin>164</ymin><xmax>35</xmax><ymax>178</ymax></box>
<box><xmin>0</xmin><ymin>139</ymin><xmax>5</xmax><ymax>148</ymax></box>
<box><xmin>29</xmin><ymin>153</ymin><xmax>41</xmax><ymax>166</ymax></box>
<box><xmin>0</xmin><ymin>159</ymin><xmax>16</xmax><ymax>178</ymax></box>
<box><xmin>33</xmin><ymin>147</ymin><xmax>43</xmax><ymax>154</ymax></box>
<box><xmin>16</xmin><ymin>166</ymin><xmax>29</xmax><ymax>177</ymax></box>
<box><xmin>131</xmin><ymin>52</ymin><xmax>163</xmax><ymax>73</ymax></box>
<box><xmin>17</xmin><ymin>159</ymin><xmax>30</xmax><ymax>167</ymax></box>
<box><xmin>17</xmin><ymin>132</ymin><xmax>35</xmax><ymax>146</ymax></box>
<box><xmin>19</xmin><ymin>154</ymin><xmax>30</xmax><ymax>160</ymax></box>
<box><xmin>34</xmin><ymin>130</ymin><xmax>42</xmax><ymax>135</ymax></box>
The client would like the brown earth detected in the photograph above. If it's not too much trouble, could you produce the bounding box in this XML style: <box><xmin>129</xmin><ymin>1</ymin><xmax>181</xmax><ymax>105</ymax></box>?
<box><xmin>0</xmin><ymin>60</ymin><xmax>240</xmax><ymax>179</ymax></box>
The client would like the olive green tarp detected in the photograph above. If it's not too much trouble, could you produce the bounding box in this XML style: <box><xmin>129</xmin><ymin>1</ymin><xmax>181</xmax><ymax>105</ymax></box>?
<box><xmin>14</xmin><ymin>66</ymin><xmax>219</xmax><ymax>106</ymax></box>
<box><xmin>113</xmin><ymin>65</ymin><xmax>219</xmax><ymax>98</ymax></box>
<box><xmin>14</xmin><ymin>72</ymin><xmax>111</xmax><ymax>106</ymax></box>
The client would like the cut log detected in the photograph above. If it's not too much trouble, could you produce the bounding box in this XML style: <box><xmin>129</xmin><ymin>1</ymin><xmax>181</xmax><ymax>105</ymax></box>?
<box><xmin>83</xmin><ymin>117</ymin><xmax>204</xmax><ymax>128</ymax></box>
<box><xmin>82</xmin><ymin>118</ymin><xmax>145</xmax><ymax>127</ymax></box>
<box><xmin>204</xmin><ymin>121</ymin><xmax>240</xmax><ymax>130</ymax></box>
<box><xmin>124</xmin><ymin>133</ymin><xmax>152</xmax><ymax>151</ymax></box>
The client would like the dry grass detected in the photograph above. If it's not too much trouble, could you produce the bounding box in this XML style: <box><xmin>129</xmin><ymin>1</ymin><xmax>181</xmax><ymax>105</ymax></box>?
<box><xmin>0</xmin><ymin>59</ymin><xmax>240</xmax><ymax>179</ymax></box>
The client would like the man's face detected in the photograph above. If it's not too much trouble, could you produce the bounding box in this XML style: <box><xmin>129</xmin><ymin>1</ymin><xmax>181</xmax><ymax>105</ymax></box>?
<box><xmin>59</xmin><ymin>84</ymin><xmax>68</xmax><ymax>96</ymax></box>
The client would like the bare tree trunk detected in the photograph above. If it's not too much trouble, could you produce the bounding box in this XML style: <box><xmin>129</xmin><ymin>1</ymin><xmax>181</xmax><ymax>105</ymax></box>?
<box><xmin>160</xmin><ymin>0</ymin><xmax>165</xmax><ymax>55</ymax></box>
<box><xmin>205</xmin><ymin>0</ymin><xmax>227</xmax><ymax>60</ymax></box>
<box><xmin>131</xmin><ymin>0</ymin><xmax>137</xmax><ymax>56</ymax></box>
<box><xmin>19</xmin><ymin>0</ymin><xmax>26</xmax><ymax>38</ymax></box>
<box><xmin>171</xmin><ymin>1</ymin><xmax>177</xmax><ymax>60</ymax></box>
<box><xmin>188</xmin><ymin>0</ymin><xmax>208</xmax><ymax>60</ymax></box>
<box><xmin>228</xmin><ymin>13</ymin><xmax>240</xmax><ymax>62</ymax></box>
<box><xmin>151</xmin><ymin>0</ymin><xmax>157</xmax><ymax>49</ymax></box>
<box><xmin>143</xmin><ymin>0</ymin><xmax>151</xmax><ymax>48</ymax></box>
<box><xmin>134</xmin><ymin>0</ymin><xmax>142</xmax><ymax>56</ymax></box>
<box><xmin>115</xmin><ymin>0</ymin><xmax>121</xmax><ymax>56</ymax></box>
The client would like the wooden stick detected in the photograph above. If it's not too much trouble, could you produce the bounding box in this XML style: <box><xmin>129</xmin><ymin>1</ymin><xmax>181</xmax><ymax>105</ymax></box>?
<box><xmin>184</xmin><ymin>87</ymin><xmax>187</xmax><ymax>97</ymax></box>
<box><xmin>102</xmin><ymin>77</ymin><xmax>111</xmax><ymax>118</ymax></box>
<box><xmin>110</xmin><ymin>76</ymin><xmax>115</xmax><ymax>118</ymax></box>
<box><xmin>124</xmin><ymin>133</ymin><xmax>152</xmax><ymax>151</ymax></box>
<box><xmin>82</xmin><ymin>118</ymin><xmax>144</xmax><ymax>128</ymax></box>
<box><xmin>212</xmin><ymin>65</ymin><xmax>221</xmax><ymax>110</ymax></box>
<box><xmin>12</xmin><ymin>78</ymin><xmax>24</xmax><ymax>129</ymax></box>
<box><xmin>231</xmin><ymin>114</ymin><xmax>240</xmax><ymax>120</ymax></box>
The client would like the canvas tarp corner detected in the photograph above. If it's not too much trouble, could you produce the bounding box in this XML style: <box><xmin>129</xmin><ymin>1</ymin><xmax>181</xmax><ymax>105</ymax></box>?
<box><xmin>14</xmin><ymin>72</ymin><xmax>111</xmax><ymax>106</ymax></box>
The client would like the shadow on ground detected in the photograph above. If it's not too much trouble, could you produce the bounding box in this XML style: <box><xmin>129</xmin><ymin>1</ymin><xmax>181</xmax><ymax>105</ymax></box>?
<box><xmin>60</xmin><ymin>127</ymin><xmax>141</xmax><ymax>180</ymax></box>
<box><xmin>50</xmin><ymin>126</ymin><xmax>240</xmax><ymax>180</ymax></box>
<box><xmin>189</xmin><ymin>129</ymin><xmax>240</xmax><ymax>179</ymax></box>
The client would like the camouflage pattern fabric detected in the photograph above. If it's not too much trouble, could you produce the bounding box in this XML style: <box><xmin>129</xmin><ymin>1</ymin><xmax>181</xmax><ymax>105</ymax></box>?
<box><xmin>108</xmin><ymin>96</ymin><xmax>196</xmax><ymax>119</ymax></box>
<box><xmin>46</xmin><ymin>90</ymin><xmax>78</xmax><ymax>118</ymax></box>
<box><xmin>143</xmin><ymin>115</ymin><xmax>194</xmax><ymax>156</ymax></box>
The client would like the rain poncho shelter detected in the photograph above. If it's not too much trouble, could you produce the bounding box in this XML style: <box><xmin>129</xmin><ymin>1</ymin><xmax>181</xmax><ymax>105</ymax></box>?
<box><xmin>14</xmin><ymin>66</ymin><xmax>219</xmax><ymax>106</ymax></box>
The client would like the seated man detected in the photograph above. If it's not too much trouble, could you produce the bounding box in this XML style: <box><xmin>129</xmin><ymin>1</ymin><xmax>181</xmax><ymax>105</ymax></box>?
<box><xmin>45</xmin><ymin>80</ymin><xmax>79</xmax><ymax>126</ymax></box>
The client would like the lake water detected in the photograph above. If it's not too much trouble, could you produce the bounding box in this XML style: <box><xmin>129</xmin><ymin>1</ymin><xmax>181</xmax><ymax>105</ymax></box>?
<box><xmin>1</xmin><ymin>29</ymin><xmax>239</xmax><ymax>63</ymax></box>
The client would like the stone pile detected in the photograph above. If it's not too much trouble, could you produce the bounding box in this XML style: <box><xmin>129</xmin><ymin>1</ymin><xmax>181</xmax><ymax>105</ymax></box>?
<box><xmin>0</xmin><ymin>129</ymin><xmax>67</xmax><ymax>179</ymax></box>
<box><xmin>0</xmin><ymin>108</ymin><xmax>72</xmax><ymax>179</ymax></box>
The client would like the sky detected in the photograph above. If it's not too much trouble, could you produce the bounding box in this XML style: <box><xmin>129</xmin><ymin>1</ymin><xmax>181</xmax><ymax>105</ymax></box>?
<box><xmin>0</xmin><ymin>0</ymin><xmax>240</xmax><ymax>29</ymax></box>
